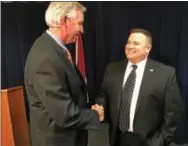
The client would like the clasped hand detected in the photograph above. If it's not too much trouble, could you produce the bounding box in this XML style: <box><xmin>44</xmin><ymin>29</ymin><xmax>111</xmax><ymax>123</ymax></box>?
<box><xmin>91</xmin><ymin>104</ymin><xmax>104</xmax><ymax>122</ymax></box>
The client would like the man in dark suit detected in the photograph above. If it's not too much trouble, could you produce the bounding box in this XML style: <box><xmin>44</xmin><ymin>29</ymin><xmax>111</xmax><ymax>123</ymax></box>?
<box><xmin>92</xmin><ymin>28</ymin><xmax>182</xmax><ymax>146</ymax></box>
<box><xmin>24</xmin><ymin>2</ymin><xmax>103</xmax><ymax>146</ymax></box>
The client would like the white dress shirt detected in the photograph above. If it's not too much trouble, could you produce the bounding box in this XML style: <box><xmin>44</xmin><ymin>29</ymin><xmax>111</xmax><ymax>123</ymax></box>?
<box><xmin>122</xmin><ymin>58</ymin><xmax>147</xmax><ymax>132</ymax></box>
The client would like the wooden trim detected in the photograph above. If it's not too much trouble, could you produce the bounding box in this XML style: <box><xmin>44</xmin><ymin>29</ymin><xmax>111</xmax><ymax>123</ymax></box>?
<box><xmin>1</xmin><ymin>86</ymin><xmax>23</xmax><ymax>92</ymax></box>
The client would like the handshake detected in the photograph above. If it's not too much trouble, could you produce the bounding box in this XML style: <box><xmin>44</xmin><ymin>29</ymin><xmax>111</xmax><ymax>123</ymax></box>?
<box><xmin>91</xmin><ymin>104</ymin><xmax>104</xmax><ymax>122</ymax></box>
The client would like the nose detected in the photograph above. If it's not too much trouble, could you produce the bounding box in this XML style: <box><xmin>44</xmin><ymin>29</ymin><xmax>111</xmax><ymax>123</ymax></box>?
<box><xmin>127</xmin><ymin>43</ymin><xmax>134</xmax><ymax>49</ymax></box>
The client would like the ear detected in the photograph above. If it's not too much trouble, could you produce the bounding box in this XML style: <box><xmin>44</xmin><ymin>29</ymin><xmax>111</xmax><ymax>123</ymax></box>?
<box><xmin>146</xmin><ymin>44</ymin><xmax>152</xmax><ymax>53</ymax></box>
<box><xmin>60</xmin><ymin>16</ymin><xmax>67</xmax><ymax>25</ymax></box>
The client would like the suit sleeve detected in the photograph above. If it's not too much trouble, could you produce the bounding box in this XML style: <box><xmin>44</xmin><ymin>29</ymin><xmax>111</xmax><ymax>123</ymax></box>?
<box><xmin>148</xmin><ymin>68</ymin><xmax>183</xmax><ymax>146</ymax></box>
<box><xmin>95</xmin><ymin>64</ymin><xmax>111</xmax><ymax>122</ymax></box>
<box><xmin>34</xmin><ymin>57</ymin><xmax>100</xmax><ymax>130</ymax></box>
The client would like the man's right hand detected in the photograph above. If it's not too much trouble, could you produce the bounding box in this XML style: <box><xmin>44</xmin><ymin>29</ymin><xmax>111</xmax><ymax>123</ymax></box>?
<box><xmin>91</xmin><ymin>104</ymin><xmax>104</xmax><ymax>122</ymax></box>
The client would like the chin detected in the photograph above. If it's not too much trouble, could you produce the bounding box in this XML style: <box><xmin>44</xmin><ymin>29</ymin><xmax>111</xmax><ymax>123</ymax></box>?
<box><xmin>71</xmin><ymin>38</ymin><xmax>77</xmax><ymax>43</ymax></box>
<box><xmin>127</xmin><ymin>55</ymin><xmax>135</xmax><ymax>59</ymax></box>
<box><xmin>67</xmin><ymin>39</ymin><xmax>76</xmax><ymax>44</ymax></box>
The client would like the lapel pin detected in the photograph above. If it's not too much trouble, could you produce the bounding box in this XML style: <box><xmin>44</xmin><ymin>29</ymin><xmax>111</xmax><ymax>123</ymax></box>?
<box><xmin>149</xmin><ymin>69</ymin><xmax>154</xmax><ymax>72</ymax></box>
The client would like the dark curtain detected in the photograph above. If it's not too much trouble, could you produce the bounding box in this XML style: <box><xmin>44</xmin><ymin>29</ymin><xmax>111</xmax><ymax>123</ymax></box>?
<box><xmin>1</xmin><ymin>1</ymin><xmax>188</xmax><ymax>144</ymax></box>
<box><xmin>1</xmin><ymin>2</ymin><xmax>48</xmax><ymax>121</ymax></box>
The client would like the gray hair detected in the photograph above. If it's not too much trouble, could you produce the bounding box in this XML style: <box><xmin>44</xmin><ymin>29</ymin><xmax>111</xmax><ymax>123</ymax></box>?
<box><xmin>45</xmin><ymin>2</ymin><xmax>86</xmax><ymax>27</ymax></box>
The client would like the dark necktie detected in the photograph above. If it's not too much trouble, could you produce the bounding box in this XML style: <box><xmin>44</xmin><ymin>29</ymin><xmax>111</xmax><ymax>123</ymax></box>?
<box><xmin>119</xmin><ymin>64</ymin><xmax>137</xmax><ymax>133</ymax></box>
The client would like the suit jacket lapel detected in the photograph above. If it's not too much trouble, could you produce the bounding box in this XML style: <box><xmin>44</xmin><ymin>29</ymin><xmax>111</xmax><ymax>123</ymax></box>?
<box><xmin>73</xmin><ymin>64</ymin><xmax>87</xmax><ymax>88</ymax></box>
<box><xmin>134</xmin><ymin>59</ymin><xmax>155</xmax><ymax>116</ymax></box>
<box><xmin>42</xmin><ymin>32</ymin><xmax>83</xmax><ymax>88</ymax></box>
<box><xmin>62</xmin><ymin>53</ymin><xmax>85</xmax><ymax>88</ymax></box>
<box><xmin>116</xmin><ymin>61</ymin><xmax>128</xmax><ymax>114</ymax></box>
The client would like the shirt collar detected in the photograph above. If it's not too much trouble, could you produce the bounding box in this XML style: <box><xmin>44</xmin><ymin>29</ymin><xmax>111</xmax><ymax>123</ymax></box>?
<box><xmin>46</xmin><ymin>30</ymin><xmax>67</xmax><ymax>51</ymax></box>
<box><xmin>127</xmin><ymin>58</ymin><xmax>148</xmax><ymax>70</ymax></box>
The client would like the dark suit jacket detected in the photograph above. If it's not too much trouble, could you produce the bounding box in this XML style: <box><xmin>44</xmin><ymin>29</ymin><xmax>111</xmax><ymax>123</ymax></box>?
<box><xmin>96</xmin><ymin>59</ymin><xmax>182</xmax><ymax>146</ymax></box>
<box><xmin>24</xmin><ymin>32</ymin><xmax>100</xmax><ymax>146</ymax></box>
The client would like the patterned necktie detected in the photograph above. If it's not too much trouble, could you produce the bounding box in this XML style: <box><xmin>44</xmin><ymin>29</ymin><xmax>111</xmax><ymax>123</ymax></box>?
<box><xmin>65</xmin><ymin>49</ymin><xmax>73</xmax><ymax>65</ymax></box>
<box><xmin>119</xmin><ymin>64</ymin><xmax>137</xmax><ymax>133</ymax></box>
